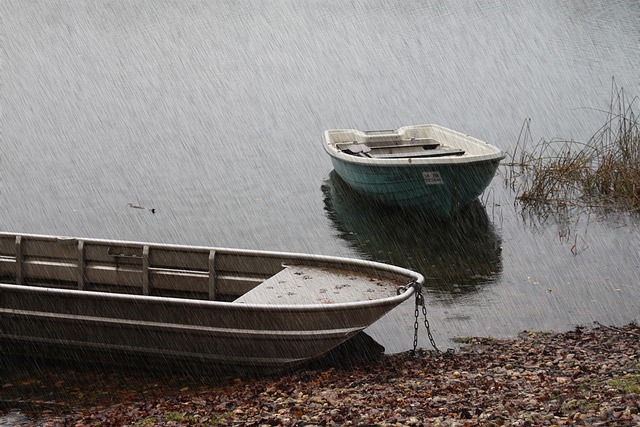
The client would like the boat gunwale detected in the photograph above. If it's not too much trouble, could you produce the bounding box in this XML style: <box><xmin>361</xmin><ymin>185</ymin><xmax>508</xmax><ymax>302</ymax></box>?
<box><xmin>0</xmin><ymin>282</ymin><xmax>415</xmax><ymax>312</ymax></box>
<box><xmin>326</xmin><ymin>150</ymin><xmax>505</xmax><ymax>168</ymax></box>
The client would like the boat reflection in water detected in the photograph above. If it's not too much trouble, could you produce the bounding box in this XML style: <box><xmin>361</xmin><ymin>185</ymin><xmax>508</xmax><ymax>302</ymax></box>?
<box><xmin>322</xmin><ymin>171</ymin><xmax>503</xmax><ymax>298</ymax></box>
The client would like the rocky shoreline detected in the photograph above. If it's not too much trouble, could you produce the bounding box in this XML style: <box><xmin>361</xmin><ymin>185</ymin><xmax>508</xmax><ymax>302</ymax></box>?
<box><xmin>3</xmin><ymin>323</ymin><xmax>639</xmax><ymax>426</ymax></box>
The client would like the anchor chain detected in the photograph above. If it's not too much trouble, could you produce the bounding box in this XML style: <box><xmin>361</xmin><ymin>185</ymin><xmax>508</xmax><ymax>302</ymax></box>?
<box><xmin>411</xmin><ymin>283</ymin><xmax>440</xmax><ymax>353</ymax></box>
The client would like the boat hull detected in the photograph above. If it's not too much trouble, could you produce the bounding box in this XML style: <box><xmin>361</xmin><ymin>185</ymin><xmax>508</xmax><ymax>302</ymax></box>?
<box><xmin>1</xmin><ymin>284</ymin><xmax>397</xmax><ymax>372</ymax></box>
<box><xmin>329</xmin><ymin>156</ymin><xmax>501</xmax><ymax>218</ymax></box>
<box><xmin>0</xmin><ymin>233</ymin><xmax>420</xmax><ymax>373</ymax></box>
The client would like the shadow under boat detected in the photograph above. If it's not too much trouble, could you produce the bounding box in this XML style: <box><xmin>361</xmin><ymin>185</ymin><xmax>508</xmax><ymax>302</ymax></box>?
<box><xmin>322</xmin><ymin>170</ymin><xmax>503</xmax><ymax>298</ymax></box>
<box><xmin>0</xmin><ymin>330</ymin><xmax>383</xmax><ymax>378</ymax></box>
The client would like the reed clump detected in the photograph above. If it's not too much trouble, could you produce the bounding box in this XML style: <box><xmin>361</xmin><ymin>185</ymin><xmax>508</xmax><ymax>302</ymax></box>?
<box><xmin>507</xmin><ymin>85</ymin><xmax>639</xmax><ymax>213</ymax></box>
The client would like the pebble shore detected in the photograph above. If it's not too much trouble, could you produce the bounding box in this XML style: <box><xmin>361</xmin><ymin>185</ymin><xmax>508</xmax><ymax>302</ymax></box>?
<box><xmin>3</xmin><ymin>323</ymin><xmax>639</xmax><ymax>426</ymax></box>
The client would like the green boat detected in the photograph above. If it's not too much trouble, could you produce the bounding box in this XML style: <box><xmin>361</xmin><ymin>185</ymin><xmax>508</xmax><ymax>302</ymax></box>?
<box><xmin>323</xmin><ymin>124</ymin><xmax>505</xmax><ymax>218</ymax></box>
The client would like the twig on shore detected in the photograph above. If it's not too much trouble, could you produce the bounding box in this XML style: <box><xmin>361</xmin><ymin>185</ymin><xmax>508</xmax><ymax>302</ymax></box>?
<box><xmin>594</xmin><ymin>320</ymin><xmax>640</xmax><ymax>337</ymax></box>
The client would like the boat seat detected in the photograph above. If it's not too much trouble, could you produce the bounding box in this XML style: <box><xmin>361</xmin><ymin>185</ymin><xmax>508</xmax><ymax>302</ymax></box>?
<box><xmin>233</xmin><ymin>265</ymin><xmax>396</xmax><ymax>305</ymax></box>
<box><xmin>369</xmin><ymin>139</ymin><xmax>440</xmax><ymax>150</ymax></box>
<box><xmin>371</xmin><ymin>148</ymin><xmax>465</xmax><ymax>159</ymax></box>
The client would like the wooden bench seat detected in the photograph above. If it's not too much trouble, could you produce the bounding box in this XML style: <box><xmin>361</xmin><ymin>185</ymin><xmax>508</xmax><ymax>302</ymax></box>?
<box><xmin>371</xmin><ymin>148</ymin><xmax>465</xmax><ymax>159</ymax></box>
<box><xmin>369</xmin><ymin>139</ymin><xmax>440</xmax><ymax>150</ymax></box>
<box><xmin>337</xmin><ymin>140</ymin><xmax>441</xmax><ymax>152</ymax></box>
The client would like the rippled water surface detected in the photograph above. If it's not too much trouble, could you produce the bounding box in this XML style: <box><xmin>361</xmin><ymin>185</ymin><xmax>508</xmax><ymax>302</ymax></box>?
<box><xmin>2</xmin><ymin>0</ymin><xmax>639</xmax><ymax>355</ymax></box>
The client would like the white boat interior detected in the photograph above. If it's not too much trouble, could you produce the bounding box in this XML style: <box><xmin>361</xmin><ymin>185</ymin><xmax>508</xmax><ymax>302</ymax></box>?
<box><xmin>0</xmin><ymin>233</ymin><xmax>412</xmax><ymax>304</ymax></box>
<box><xmin>325</xmin><ymin>124</ymin><xmax>501</xmax><ymax>161</ymax></box>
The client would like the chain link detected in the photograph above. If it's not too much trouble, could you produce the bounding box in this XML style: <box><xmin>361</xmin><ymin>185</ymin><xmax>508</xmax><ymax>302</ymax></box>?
<box><xmin>412</xmin><ymin>284</ymin><xmax>441</xmax><ymax>353</ymax></box>
<box><xmin>412</xmin><ymin>294</ymin><xmax>420</xmax><ymax>351</ymax></box>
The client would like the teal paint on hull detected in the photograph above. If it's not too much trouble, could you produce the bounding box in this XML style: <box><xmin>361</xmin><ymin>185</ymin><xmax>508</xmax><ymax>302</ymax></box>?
<box><xmin>330</xmin><ymin>157</ymin><xmax>501</xmax><ymax>218</ymax></box>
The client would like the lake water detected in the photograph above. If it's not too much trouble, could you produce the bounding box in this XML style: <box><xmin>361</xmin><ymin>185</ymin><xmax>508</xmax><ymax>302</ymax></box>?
<box><xmin>1</xmin><ymin>0</ymin><xmax>639</xmax><ymax>356</ymax></box>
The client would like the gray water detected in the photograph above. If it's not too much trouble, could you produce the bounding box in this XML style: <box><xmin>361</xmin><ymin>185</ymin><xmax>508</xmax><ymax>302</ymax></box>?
<box><xmin>1</xmin><ymin>0</ymin><xmax>639</xmax><ymax>354</ymax></box>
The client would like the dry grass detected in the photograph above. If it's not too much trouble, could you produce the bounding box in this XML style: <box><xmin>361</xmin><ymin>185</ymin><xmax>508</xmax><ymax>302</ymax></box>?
<box><xmin>506</xmin><ymin>83</ymin><xmax>640</xmax><ymax>214</ymax></box>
